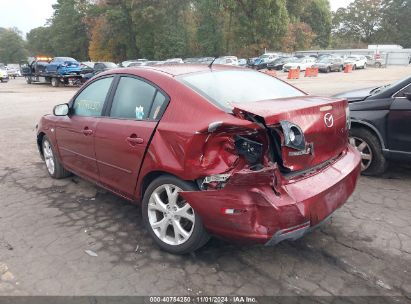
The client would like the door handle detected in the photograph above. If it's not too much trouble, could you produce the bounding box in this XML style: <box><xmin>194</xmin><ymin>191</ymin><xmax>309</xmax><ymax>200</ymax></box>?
<box><xmin>126</xmin><ymin>135</ymin><xmax>144</xmax><ymax>145</ymax></box>
<box><xmin>82</xmin><ymin>128</ymin><xmax>93</xmax><ymax>135</ymax></box>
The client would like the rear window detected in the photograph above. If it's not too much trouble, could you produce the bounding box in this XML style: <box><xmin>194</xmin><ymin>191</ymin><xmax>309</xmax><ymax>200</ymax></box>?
<box><xmin>178</xmin><ymin>70</ymin><xmax>305</xmax><ymax>112</ymax></box>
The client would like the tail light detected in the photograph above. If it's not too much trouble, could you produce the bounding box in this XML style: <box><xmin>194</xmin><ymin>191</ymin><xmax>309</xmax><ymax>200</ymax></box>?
<box><xmin>280</xmin><ymin>121</ymin><xmax>306</xmax><ymax>151</ymax></box>
<box><xmin>345</xmin><ymin>106</ymin><xmax>351</xmax><ymax>130</ymax></box>
<box><xmin>234</xmin><ymin>135</ymin><xmax>263</xmax><ymax>166</ymax></box>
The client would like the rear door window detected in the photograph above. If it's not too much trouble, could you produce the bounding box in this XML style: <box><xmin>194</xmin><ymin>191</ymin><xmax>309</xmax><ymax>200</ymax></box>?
<box><xmin>109</xmin><ymin>76</ymin><xmax>167</xmax><ymax>120</ymax></box>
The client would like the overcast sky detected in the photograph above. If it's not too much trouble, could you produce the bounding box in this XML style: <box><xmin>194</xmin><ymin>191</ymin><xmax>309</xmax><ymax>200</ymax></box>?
<box><xmin>0</xmin><ymin>0</ymin><xmax>354</xmax><ymax>37</ymax></box>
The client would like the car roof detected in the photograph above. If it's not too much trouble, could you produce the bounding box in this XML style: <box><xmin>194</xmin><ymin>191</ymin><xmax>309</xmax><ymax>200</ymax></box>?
<box><xmin>124</xmin><ymin>64</ymin><xmax>244</xmax><ymax>77</ymax></box>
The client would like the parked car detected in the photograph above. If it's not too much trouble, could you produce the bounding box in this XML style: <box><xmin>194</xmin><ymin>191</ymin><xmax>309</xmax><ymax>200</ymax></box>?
<box><xmin>165</xmin><ymin>58</ymin><xmax>184</xmax><ymax>64</ymax></box>
<box><xmin>317</xmin><ymin>54</ymin><xmax>335</xmax><ymax>60</ymax></box>
<box><xmin>344</xmin><ymin>55</ymin><xmax>367</xmax><ymax>70</ymax></box>
<box><xmin>333</xmin><ymin>75</ymin><xmax>411</xmax><ymax>175</ymax></box>
<box><xmin>267</xmin><ymin>57</ymin><xmax>296</xmax><ymax>71</ymax></box>
<box><xmin>83</xmin><ymin>62</ymin><xmax>118</xmax><ymax>81</ymax></box>
<box><xmin>313</xmin><ymin>57</ymin><xmax>344</xmax><ymax>73</ymax></box>
<box><xmin>365</xmin><ymin>54</ymin><xmax>385</xmax><ymax>68</ymax></box>
<box><xmin>36</xmin><ymin>64</ymin><xmax>360</xmax><ymax>254</ymax></box>
<box><xmin>238</xmin><ymin>58</ymin><xmax>247</xmax><ymax>67</ymax></box>
<box><xmin>128</xmin><ymin>61</ymin><xmax>147</xmax><ymax>67</ymax></box>
<box><xmin>45</xmin><ymin>57</ymin><xmax>82</xmax><ymax>75</ymax></box>
<box><xmin>6</xmin><ymin>64</ymin><xmax>21</xmax><ymax>77</ymax></box>
<box><xmin>80</xmin><ymin>62</ymin><xmax>95</xmax><ymax>74</ymax></box>
<box><xmin>247</xmin><ymin>57</ymin><xmax>259</xmax><ymax>67</ymax></box>
<box><xmin>198</xmin><ymin>57</ymin><xmax>215</xmax><ymax>65</ymax></box>
<box><xmin>214</xmin><ymin>56</ymin><xmax>239</xmax><ymax>66</ymax></box>
<box><xmin>144</xmin><ymin>61</ymin><xmax>164</xmax><ymax>66</ymax></box>
<box><xmin>252</xmin><ymin>53</ymin><xmax>278</xmax><ymax>70</ymax></box>
<box><xmin>184</xmin><ymin>58</ymin><xmax>201</xmax><ymax>64</ymax></box>
<box><xmin>283</xmin><ymin>57</ymin><xmax>316</xmax><ymax>72</ymax></box>
<box><xmin>121</xmin><ymin>59</ymin><xmax>148</xmax><ymax>67</ymax></box>
<box><xmin>94</xmin><ymin>62</ymin><xmax>118</xmax><ymax>73</ymax></box>
<box><xmin>0</xmin><ymin>68</ymin><xmax>9</xmax><ymax>82</ymax></box>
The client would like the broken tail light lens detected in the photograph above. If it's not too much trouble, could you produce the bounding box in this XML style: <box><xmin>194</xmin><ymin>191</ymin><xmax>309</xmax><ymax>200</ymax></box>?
<box><xmin>234</xmin><ymin>135</ymin><xmax>263</xmax><ymax>166</ymax></box>
<box><xmin>280</xmin><ymin>121</ymin><xmax>305</xmax><ymax>151</ymax></box>
<box><xmin>345</xmin><ymin>106</ymin><xmax>351</xmax><ymax>130</ymax></box>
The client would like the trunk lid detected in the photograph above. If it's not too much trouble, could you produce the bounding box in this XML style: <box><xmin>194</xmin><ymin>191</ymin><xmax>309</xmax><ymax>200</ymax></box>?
<box><xmin>232</xmin><ymin>96</ymin><xmax>349</xmax><ymax>172</ymax></box>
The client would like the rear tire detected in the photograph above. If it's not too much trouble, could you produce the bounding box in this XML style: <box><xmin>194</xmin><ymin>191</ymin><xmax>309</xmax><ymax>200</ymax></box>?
<box><xmin>363</xmin><ymin>63</ymin><xmax>367</xmax><ymax>69</ymax></box>
<box><xmin>353</xmin><ymin>64</ymin><xmax>357</xmax><ymax>70</ymax></box>
<box><xmin>51</xmin><ymin>77</ymin><xmax>60</xmax><ymax>87</ymax></box>
<box><xmin>42</xmin><ymin>136</ymin><xmax>71</xmax><ymax>179</ymax></box>
<box><xmin>142</xmin><ymin>175</ymin><xmax>210</xmax><ymax>254</ymax></box>
<box><xmin>349</xmin><ymin>127</ymin><xmax>388</xmax><ymax>176</ymax></box>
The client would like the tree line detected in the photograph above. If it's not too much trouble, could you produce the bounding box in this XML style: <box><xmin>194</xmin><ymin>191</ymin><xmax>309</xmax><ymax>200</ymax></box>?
<box><xmin>0</xmin><ymin>0</ymin><xmax>410</xmax><ymax>64</ymax></box>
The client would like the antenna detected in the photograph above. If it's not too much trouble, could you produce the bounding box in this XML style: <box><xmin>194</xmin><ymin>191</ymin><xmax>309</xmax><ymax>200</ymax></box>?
<box><xmin>208</xmin><ymin>56</ymin><xmax>218</xmax><ymax>69</ymax></box>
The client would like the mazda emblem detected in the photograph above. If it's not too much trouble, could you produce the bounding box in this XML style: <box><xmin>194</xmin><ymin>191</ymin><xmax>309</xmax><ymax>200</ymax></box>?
<box><xmin>324</xmin><ymin>113</ymin><xmax>334</xmax><ymax>128</ymax></box>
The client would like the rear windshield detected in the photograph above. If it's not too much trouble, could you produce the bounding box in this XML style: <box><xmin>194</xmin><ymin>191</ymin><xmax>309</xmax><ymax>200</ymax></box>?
<box><xmin>178</xmin><ymin>70</ymin><xmax>305</xmax><ymax>112</ymax></box>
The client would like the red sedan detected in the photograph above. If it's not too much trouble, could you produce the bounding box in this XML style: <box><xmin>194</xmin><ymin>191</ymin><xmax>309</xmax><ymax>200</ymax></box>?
<box><xmin>36</xmin><ymin>64</ymin><xmax>361</xmax><ymax>254</ymax></box>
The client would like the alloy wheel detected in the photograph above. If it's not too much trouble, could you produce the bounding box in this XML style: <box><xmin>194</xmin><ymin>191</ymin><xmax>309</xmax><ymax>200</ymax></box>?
<box><xmin>350</xmin><ymin>137</ymin><xmax>373</xmax><ymax>171</ymax></box>
<box><xmin>43</xmin><ymin>140</ymin><xmax>55</xmax><ymax>175</ymax></box>
<box><xmin>147</xmin><ymin>184</ymin><xmax>195</xmax><ymax>246</ymax></box>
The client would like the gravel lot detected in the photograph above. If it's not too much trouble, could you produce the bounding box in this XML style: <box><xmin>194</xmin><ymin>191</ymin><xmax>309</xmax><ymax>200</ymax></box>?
<box><xmin>0</xmin><ymin>67</ymin><xmax>410</xmax><ymax>300</ymax></box>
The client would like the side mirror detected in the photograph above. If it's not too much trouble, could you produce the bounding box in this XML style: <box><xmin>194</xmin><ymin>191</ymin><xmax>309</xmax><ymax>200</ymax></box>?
<box><xmin>405</xmin><ymin>92</ymin><xmax>411</xmax><ymax>101</ymax></box>
<box><xmin>53</xmin><ymin>103</ymin><xmax>69</xmax><ymax>116</ymax></box>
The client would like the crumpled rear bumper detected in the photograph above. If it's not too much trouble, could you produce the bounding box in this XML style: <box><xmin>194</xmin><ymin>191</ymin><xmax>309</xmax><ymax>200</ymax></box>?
<box><xmin>264</xmin><ymin>209</ymin><xmax>336</xmax><ymax>246</ymax></box>
<box><xmin>180</xmin><ymin>145</ymin><xmax>361</xmax><ymax>244</ymax></box>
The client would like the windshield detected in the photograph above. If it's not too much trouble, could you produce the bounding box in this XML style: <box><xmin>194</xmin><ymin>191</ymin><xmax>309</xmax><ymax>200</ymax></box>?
<box><xmin>273</xmin><ymin>57</ymin><xmax>286</xmax><ymax>63</ymax></box>
<box><xmin>178</xmin><ymin>70</ymin><xmax>305</xmax><ymax>112</ymax></box>
<box><xmin>291</xmin><ymin>58</ymin><xmax>304</xmax><ymax>63</ymax></box>
<box><xmin>318</xmin><ymin>58</ymin><xmax>332</xmax><ymax>63</ymax></box>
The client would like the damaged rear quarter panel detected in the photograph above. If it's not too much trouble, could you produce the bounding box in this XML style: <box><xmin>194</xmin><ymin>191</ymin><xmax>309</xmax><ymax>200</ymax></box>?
<box><xmin>134</xmin><ymin>74</ymin><xmax>263</xmax><ymax>201</ymax></box>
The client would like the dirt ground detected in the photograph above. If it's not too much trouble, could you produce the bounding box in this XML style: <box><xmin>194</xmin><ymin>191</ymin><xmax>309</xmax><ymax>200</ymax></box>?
<box><xmin>0</xmin><ymin>66</ymin><xmax>410</xmax><ymax>300</ymax></box>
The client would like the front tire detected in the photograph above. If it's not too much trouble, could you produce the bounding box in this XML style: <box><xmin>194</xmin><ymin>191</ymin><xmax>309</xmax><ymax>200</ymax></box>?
<box><xmin>349</xmin><ymin>128</ymin><xmax>388</xmax><ymax>176</ymax></box>
<box><xmin>42</xmin><ymin>136</ymin><xmax>71</xmax><ymax>179</ymax></box>
<box><xmin>142</xmin><ymin>175</ymin><xmax>210</xmax><ymax>254</ymax></box>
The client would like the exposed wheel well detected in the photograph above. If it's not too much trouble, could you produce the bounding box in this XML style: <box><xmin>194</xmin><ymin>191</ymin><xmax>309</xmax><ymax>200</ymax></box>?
<box><xmin>350</xmin><ymin>122</ymin><xmax>385</xmax><ymax>149</ymax></box>
<box><xmin>140</xmin><ymin>171</ymin><xmax>183</xmax><ymax>199</ymax></box>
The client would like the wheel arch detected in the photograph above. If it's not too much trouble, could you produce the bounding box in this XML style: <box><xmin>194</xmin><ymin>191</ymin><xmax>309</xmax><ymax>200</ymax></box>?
<box><xmin>351</xmin><ymin>120</ymin><xmax>386</xmax><ymax>149</ymax></box>
<box><xmin>37</xmin><ymin>132</ymin><xmax>46</xmax><ymax>160</ymax></box>
<box><xmin>139</xmin><ymin>170</ymin><xmax>195</xmax><ymax>202</ymax></box>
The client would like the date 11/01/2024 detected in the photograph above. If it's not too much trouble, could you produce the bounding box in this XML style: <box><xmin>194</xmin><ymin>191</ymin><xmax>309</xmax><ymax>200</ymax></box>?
<box><xmin>149</xmin><ymin>296</ymin><xmax>257</xmax><ymax>303</ymax></box>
